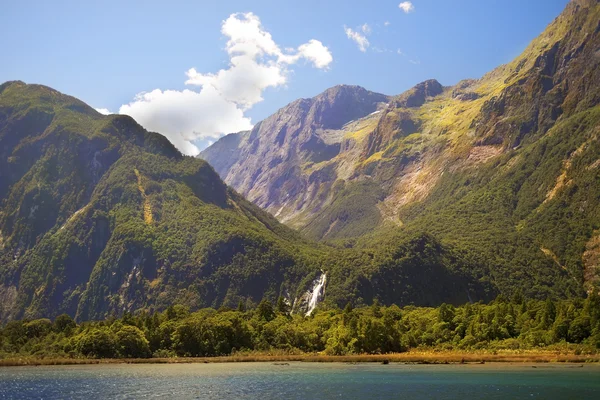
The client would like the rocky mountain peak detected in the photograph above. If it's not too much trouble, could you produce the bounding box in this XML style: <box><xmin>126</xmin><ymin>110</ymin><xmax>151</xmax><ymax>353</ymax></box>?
<box><xmin>393</xmin><ymin>79</ymin><xmax>444</xmax><ymax>108</ymax></box>
<box><xmin>308</xmin><ymin>85</ymin><xmax>390</xmax><ymax>130</ymax></box>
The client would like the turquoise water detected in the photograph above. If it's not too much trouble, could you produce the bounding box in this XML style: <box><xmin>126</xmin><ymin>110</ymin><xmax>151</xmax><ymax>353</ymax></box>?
<box><xmin>1</xmin><ymin>362</ymin><xmax>599</xmax><ymax>399</ymax></box>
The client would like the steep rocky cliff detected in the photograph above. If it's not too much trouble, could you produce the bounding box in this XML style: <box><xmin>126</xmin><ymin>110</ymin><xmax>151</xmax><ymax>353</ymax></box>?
<box><xmin>200</xmin><ymin>85</ymin><xmax>391</xmax><ymax>229</ymax></box>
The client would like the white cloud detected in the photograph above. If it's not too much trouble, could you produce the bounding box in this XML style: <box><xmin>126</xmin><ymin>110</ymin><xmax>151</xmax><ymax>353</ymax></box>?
<box><xmin>296</xmin><ymin>40</ymin><xmax>334</xmax><ymax>69</ymax></box>
<box><xmin>118</xmin><ymin>12</ymin><xmax>332</xmax><ymax>156</ymax></box>
<box><xmin>361</xmin><ymin>23</ymin><xmax>371</xmax><ymax>35</ymax></box>
<box><xmin>119</xmin><ymin>87</ymin><xmax>252</xmax><ymax>156</ymax></box>
<box><xmin>95</xmin><ymin>108</ymin><xmax>111</xmax><ymax>115</ymax></box>
<box><xmin>384</xmin><ymin>21</ymin><xmax>391</xmax><ymax>27</ymax></box>
<box><xmin>344</xmin><ymin>26</ymin><xmax>370</xmax><ymax>52</ymax></box>
<box><xmin>399</xmin><ymin>1</ymin><xmax>415</xmax><ymax>13</ymax></box>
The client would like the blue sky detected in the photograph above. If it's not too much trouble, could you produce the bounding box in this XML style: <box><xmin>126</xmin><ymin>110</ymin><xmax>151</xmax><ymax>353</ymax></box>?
<box><xmin>1</xmin><ymin>0</ymin><xmax>569</xmax><ymax>154</ymax></box>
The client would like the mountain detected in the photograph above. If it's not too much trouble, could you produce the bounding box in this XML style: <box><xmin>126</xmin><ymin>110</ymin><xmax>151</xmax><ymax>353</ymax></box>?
<box><xmin>0</xmin><ymin>81</ymin><xmax>326</xmax><ymax>321</ymax></box>
<box><xmin>200</xmin><ymin>85</ymin><xmax>391</xmax><ymax>229</ymax></box>
<box><xmin>201</xmin><ymin>0</ymin><xmax>600</xmax><ymax>298</ymax></box>
<box><xmin>0</xmin><ymin>81</ymin><xmax>495</xmax><ymax>323</ymax></box>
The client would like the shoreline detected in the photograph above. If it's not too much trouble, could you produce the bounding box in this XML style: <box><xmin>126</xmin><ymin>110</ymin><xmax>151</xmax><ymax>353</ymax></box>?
<box><xmin>2</xmin><ymin>351</ymin><xmax>599</xmax><ymax>367</ymax></box>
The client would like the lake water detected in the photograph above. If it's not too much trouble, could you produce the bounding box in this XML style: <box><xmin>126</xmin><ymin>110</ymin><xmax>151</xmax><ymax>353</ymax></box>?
<box><xmin>0</xmin><ymin>362</ymin><xmax>599</xmax><ymax>399</ymax></box>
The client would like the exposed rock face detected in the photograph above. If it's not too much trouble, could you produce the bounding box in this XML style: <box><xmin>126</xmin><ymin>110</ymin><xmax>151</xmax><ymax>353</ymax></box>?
<box><xmin>473</xmin><ymin>0</ymin><xmax>600</xmax><ymax>148</ymax></box>
<box><xmin>393</xmin><ymin>79</ymin><xmax>444</xmax><ymax>108</ymax></box>
<box><xmin>0</xmin><ymin>82</ymin><xmax>503</xmax><ymax>323</ymax></box>
<box><xmin>200</xmin><ymin>85</ymin><xmax>390</xmax><ymax>226</ymax></box>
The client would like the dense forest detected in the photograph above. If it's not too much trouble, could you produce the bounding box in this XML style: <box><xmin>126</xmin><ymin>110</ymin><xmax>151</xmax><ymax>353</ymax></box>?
<box><xmin>2</xmin><ymin>294</ymin><xmax>599</xmax><ymax>360</ymax></box>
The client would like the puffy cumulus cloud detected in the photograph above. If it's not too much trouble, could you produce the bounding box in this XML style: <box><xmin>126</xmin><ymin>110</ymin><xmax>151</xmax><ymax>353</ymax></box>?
<box><xmin>95</xmin><ymin>108</ymin><xmax>112</xmax><ymax>115</ymax></box>
<box><xmin>399</xmin><ymin>1</ymin><xmax>415</xmax><ymax>13</ymax></box>
<box><xmin>119</xmin><ymin>87</ymin><xmax>253</xmax><ymax>156</ymax></box>
<box><xmin>296</xmin><ymin>40</ymin><xmax>333</xmax><ymax>69</ymax></box>
<box><xmin>344</xmin><ymin>26</ymin><xmax>370</xmax><ymax>52</ymax></box>
<box><xmin>118</xmin><ymin>12</ymin><xmax>332</xmax><ymax>156</ymax></box>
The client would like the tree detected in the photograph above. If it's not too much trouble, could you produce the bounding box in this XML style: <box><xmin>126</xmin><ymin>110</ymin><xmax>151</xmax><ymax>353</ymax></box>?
<box><xmin>511</xmin><ymin>290</ymin><xmax>524</xmax><ymax>305</ymax></box>
<box><xmin>383</xmin><ymin>304</ymin><xmax>402</xmax><ymax>325</ymax></box>
<box><xmin>116</xmin><ymin>325</ymin><xmax>151</xmax><ymax>358</ymax></box>
<box><xmin>24</xmin><ymin>319</ymin><xmax>52</xmax><ymax>339</ymax></box>
<box><xmin>551</xmin><ymin>317</ymin><xmax>570</xmax><ymax>342</ymax></box>
<box><xmin>237</xmin><ymin>300</ymin><xmax>246</xmax><ymax>313</ymax></box>
<box><xmin>54</xmin><ymin>314</ymin><xmax>76</xmax><ymax>334</ymax></box>
<box><xmin>2</xmin><ymin>321</ymin><xmax>27</xmax><ymax>349</ymax></box>
<box><xmin>257</xmin><ymin>300</ymin><xmax>275</xmax><ymax>322</ymax></box>
<box><xmin>568</xmin><ymin>316</ymin><xmax>591</xmax><ymax>343</ymax></box>
<box><xmin>344</xmin><ymin>302</ymin><xmax>353</xmax><ymax>314</ymax></box>
<box><xmin>438</xmin><ymin>303</ymin><xmax>455</xmax><ymax>324</ymax></box>
<box><xmin>121</xmin><ymin>311</ymin><xmax>135</xmax><ymax>326</ymax></box>
<box><xmin>76</xmin><ymin>328</ymin><xmax>117</xmax><ymax>358</ymax></box>
<box><xmin>371</xmin><ymin>299</ymin><xmax>382</xmax><ymax>318</ymax></box>
<box><xmin>541</xmin><ymin>298</ymin><xmax>556</xmax><ymax>329</ymax></box>
<box><xmin>165</xmin><ymin>305</ymin><xmax>190</xmax><ymax>321</ymax></box>
<box><xmin>585</xmin><ymin>291</ymin><xmax>600</xmax><ymax>329</ymax></box>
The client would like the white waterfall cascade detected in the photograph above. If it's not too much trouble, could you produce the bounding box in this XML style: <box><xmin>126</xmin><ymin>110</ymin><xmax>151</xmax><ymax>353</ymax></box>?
<box><xmin>305</xmin><ymin>272</ymin><xmax>327</xmax><ymax>316</ymax></box>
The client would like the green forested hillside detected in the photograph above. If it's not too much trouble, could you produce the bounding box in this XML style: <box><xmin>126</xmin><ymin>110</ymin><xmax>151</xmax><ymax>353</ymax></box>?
<box><xmin>397</xmin><ymin>106</ymin><xmax>600</xmax><ymax>299</ymax></box>
<box><xmin>0</xmin><ymin>81</ymin><xmax>323</xmax><ymax>321</ymax></box>
<box><xmin>2</xmin><ymin>1</ymin><xmax>599</xmax><ymax>326</ymax></box>
<box><xmin>0</xmin><ymin>82</ymin><xmax>494</xmax><ymax>323</ymax></box>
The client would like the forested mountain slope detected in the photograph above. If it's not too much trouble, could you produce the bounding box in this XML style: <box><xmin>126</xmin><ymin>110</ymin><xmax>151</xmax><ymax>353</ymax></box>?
<box><xmin>0</xmin><ymin>81</ymin><xmax>325</xmax><ymax>321</ymax></box>
<box><xmin>0</xmin><ymin>82</ymin><xmax>494</xmax><ymax>323</ymax></box>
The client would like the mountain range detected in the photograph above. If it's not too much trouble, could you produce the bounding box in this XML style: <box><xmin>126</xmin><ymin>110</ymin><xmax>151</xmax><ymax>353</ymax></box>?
<box><xmin>0</xmin><ymin>82</ymin><xmax>490</xmax><ymax>323</ymax></box>
<box><xmin>1</xmin><ymin>0</ymin><xmax>599</xmax><ymax>322</ymax></box>
<box><xmin>202</xmin><ymin>0</ymin><xmax>600</xmax><ymax>297</ymax></box>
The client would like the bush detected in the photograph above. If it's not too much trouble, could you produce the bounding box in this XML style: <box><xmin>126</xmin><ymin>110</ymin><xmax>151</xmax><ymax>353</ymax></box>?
<box><xmin>53</xmin><ymin>314</ymin><xmax>76</xmax><ymax>334</ymax></box>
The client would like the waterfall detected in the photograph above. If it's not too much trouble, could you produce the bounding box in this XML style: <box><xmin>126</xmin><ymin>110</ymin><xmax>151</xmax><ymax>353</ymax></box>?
<box><xmin>305</xmin><ymin>272</ymin><xmax>327</xmax><ymax>316</ymax></box>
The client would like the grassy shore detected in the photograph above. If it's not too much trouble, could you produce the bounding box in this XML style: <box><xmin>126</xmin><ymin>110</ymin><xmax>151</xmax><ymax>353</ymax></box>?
<box><xmin>2</xmin><ymin>350</ymin><xmax>599</xmax><ymax>367</ymax></box>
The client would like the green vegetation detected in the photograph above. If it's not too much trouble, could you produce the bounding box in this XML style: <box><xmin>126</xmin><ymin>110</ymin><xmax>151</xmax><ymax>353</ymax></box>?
<box><xmin>2</xmin><ymin>294</ymin><xmax>599</xmax><ymax>361</ymax></box>
<box><xmin>305</xmin><ymin>0</ymin><xmax>600</xmax><ymax>302</ymax></box>
<box><xmin>397</xmin><ymin>106</ymin><xmax>600</xmax><ymax>298</ymax></box>
<box><xmin>0</xmin><ymin>82</ymin><xmax>493</xmax><ymax>325</ymax></box>
<box><xmin>302</xmin><ymin>180</ymin><xmax>385</xmax><ymax>240</ymax></box>
<box><xmin>0</xmin><ymin>81</ymin><xmax>323</xmax><ymax>322</ymax></box>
